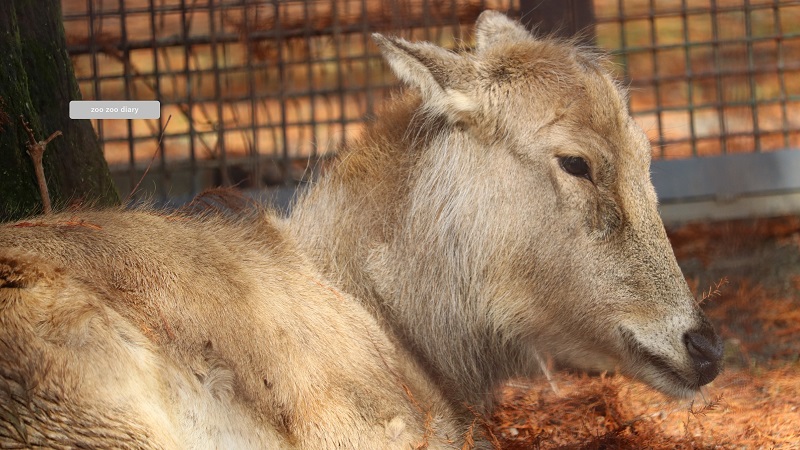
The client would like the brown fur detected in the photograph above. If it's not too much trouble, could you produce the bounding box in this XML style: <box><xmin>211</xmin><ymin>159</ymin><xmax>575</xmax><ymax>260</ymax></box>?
<box><xmin>0</xmin><ymin>11</ymin><xmax>721</xmax><ymax>449</ymax></box>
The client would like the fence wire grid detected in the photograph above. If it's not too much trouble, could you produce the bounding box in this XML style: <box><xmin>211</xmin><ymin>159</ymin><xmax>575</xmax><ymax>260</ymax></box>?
<box><xmin>61</xmin><ymin>0</ymin><xmax>800</xmax><ymax>201</ymax></box>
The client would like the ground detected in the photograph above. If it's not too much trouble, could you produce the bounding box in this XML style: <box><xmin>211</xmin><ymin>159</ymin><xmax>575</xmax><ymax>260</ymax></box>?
<box><xmin>488</xmin><ymin>216</ymin><xmax>800</xmax><ymax>449</ymax></box>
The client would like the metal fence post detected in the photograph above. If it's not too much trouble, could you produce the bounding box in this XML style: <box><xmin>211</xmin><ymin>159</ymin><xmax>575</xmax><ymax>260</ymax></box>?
<box><xmin>519</xmin><ymin>0</ymin><xmax>596</xmax><ymax>45</ymax></box>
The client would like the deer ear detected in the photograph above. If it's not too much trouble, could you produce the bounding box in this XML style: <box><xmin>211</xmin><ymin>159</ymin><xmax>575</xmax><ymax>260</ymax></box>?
<box><xmin>373</xmin><ymin>33</ymin><xmax>476</xmax><ymax>122</ymax></box>
<box><xmin>474</xmin><ymin>10</ymin><xmax>533</xmax><ymax>52</ymax></box>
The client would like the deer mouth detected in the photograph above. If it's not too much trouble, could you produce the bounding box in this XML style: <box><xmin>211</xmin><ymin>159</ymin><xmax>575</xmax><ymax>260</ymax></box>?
<box><xmin>618</xmin><ymin>327</ymin><xmax>704</xmax><ymax>397</ymax></box>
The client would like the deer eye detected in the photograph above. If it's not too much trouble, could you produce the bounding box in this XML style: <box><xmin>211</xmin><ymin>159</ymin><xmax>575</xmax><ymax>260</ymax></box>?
<box><xmin>558</xmin><ymin>156</ymin><xmax>592</xmax><ymax>182</ymax></box>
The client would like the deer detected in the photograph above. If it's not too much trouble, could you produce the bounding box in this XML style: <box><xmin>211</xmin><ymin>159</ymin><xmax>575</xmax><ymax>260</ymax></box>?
<box><xmin>0</xmin><ymin>11</ymin><xmax>722</xmax><ymax>449</ymax></box>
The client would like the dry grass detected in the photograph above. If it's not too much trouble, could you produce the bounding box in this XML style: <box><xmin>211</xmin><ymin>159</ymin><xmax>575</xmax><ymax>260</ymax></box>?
<box><xmin>491</xmin><ymin>367</ymin><xmax>800</xmax><ymax>449</ymax></box>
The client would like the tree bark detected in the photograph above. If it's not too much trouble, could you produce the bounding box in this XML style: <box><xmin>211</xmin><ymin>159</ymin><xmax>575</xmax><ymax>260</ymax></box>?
<box><xmin>0</xmin><ymin>0</ymin><xmax>119</xmax><ymax>222</ymax></box>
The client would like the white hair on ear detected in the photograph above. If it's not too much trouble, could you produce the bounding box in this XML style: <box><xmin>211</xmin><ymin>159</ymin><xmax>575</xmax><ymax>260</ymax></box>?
<box><xmin>373</xmin><ymin>33</ymin><xmax>477</xmax><ymax>123</ymax></box>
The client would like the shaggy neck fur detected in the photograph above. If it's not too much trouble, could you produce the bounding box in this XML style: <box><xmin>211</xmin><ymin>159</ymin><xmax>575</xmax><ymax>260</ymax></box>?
<box><xmin>290</xmin><ymin>92</ymin><xmax>524</xmax><ymax>414</ymax></box>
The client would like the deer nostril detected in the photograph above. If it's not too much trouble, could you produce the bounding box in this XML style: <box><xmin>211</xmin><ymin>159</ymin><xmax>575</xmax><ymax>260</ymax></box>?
<box><xmin>684</xmin><ymin>328</ymin><xmax>724</xmax><ymax>386</ymax></box>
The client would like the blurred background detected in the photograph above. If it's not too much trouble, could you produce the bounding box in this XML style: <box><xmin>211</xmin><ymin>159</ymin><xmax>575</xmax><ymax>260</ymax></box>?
<box><xmin>60</xmin><ymin>0</ymin><xmax>800</xmax><ymax>222</ymax></box>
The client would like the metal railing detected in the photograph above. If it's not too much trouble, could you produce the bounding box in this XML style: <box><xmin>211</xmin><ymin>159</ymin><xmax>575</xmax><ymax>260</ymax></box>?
<box><xmin>62</xmin><ymin>0</ymin><xmax>519</xmax><ymax>200</ymax></box>
<box><xmin>594</xmin><ymin>0</ymin><xmax>800</xmax><ymax>159</ymax></box>
<box><xmin>61</xmin><ymin>0</ymin><xmax>800</xmax><ymax>201</ymax></box>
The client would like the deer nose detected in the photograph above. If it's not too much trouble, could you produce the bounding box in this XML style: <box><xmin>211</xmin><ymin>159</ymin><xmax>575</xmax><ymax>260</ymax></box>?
<box><xmin>684</xmin><ymin>325</ymin><xmax>724</xmax><ymax>386</ymax></box>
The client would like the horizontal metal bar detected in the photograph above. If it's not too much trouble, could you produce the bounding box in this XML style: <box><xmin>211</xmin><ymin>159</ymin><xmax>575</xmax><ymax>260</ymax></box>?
<box><xmin>629</xmin><ymin>69</ymin><xmax>800</xmax><ymax>90</ymax></box>
<box><xmin>631</xmin><ymin>96</ymin><xmax>800</xmax><ymax>115</ymax></box>
<box><xmin>108</xmin><ymin>152</ymin><xmax>330</xmax><ymax>173</ymax></box>
<box><xmin>606</xmin><ymin>33</ymin><xmax>800</xmax><ymax>57</ymax></box>
<box><xmin>652</xmin><ymin>147</ymin><xmax>800</xmax><ymax>202</ymax></box>
<box><xmin>647</xmin><ymin>129</ymin><xmax>799</xmax><ymax>148</ymax></box>
<box><xmin>63</xmin><ymin>11</ymin><xmax>483</xmax><ymax>55</ymax></box>
<box><xmin>74</xmin><ymin>82</ymin><xmax>396</xmax><ymax>105</ymax></box>
<box><xmin>96</xmin><ymin>116</ymin><xmax>371</xmax><ymax>144</ymax></box>
<box><xmin>64</xmin><ymin>0</ymin><xmax>255</xmax><ymax>19</ymax></box>
<box><xmin>71</xmin><ymin>54</ymin><xmax>387</xmax><ymax>83</ymax></box>
<box><xmin>595</xmin><ymin>1</ymin><xmax>799</xmax><ymax>23</ymax></box>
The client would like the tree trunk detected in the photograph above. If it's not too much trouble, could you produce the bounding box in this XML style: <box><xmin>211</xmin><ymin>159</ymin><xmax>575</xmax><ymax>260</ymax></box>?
<box><xmin>0</xmin><ymin>0</ymin><xmax>119</xmax><ymax>222</ymax></box>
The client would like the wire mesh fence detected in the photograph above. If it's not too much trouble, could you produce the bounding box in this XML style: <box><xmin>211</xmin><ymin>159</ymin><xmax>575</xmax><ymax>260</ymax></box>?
<box><xmin>61</xmin><ymin>0</ymin><xmax>800</xmax><ymax>201</ymax></box>
<box><xmin>61</xmin><ymin>0</ymin><xmax>517</xmax><ymax>200</ymax></box>
<box><xmin>595</xmin><ymin>0</ymin><xmax>800</xmax><ymax>160</ymax></box>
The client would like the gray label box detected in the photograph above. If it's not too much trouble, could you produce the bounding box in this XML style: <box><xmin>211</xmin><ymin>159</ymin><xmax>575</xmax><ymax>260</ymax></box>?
<box><xmin>70</xmin><ymin>101</ymin><xmax>160</xmax><ymax>119</ymax></box>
